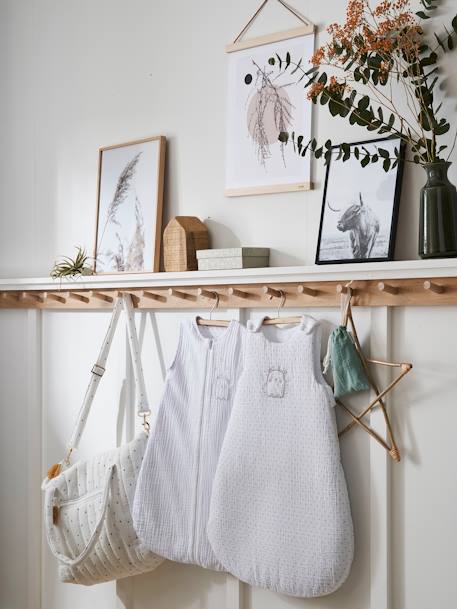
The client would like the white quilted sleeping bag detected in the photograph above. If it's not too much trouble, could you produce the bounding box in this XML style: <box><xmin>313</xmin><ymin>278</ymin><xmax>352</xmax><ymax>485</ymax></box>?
<box><xmin>207</xmin><ymin>316</ymin><xmax>354</xmax><ymax>597</ymax></box>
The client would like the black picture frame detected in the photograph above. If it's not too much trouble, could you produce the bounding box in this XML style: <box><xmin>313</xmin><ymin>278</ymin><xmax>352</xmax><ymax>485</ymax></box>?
<box><xmin>315</xmin><ymin>136</ymin><xmax>405</xmax><ymax>265</ymax></box>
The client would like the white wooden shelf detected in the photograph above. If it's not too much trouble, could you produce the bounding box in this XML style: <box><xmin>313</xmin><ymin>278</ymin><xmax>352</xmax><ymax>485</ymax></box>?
<box><xmin>1</xmin><ymin>260</ymin><xmax>457</xmax><ymax>309</ymax></box>
<box><xmin>1</xmin><ymin>259</ymin><xmax>457</xmax><ymax>292</ymax></box>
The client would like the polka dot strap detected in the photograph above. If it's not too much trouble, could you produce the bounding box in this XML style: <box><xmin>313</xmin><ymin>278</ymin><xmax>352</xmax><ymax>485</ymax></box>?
<box><xmin>67</xmin><ymin>295</ymin><xmax>149</xmax><ymax>453</ymax></box>
<box><xmin>122</xmin><ymin>293</ymin><xmax>150</xmax><ymax>417</ymax></box>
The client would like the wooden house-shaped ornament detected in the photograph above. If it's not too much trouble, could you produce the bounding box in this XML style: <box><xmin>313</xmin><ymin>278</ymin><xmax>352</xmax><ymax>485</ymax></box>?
<box><xmin>163</xmin><ymin>216</ymin><xmax>210</xmax><ymax>272</ymax></box>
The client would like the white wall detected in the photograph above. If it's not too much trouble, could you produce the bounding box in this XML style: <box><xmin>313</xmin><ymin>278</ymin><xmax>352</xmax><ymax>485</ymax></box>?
<box><xmin>1</xmin><ymin>2</ymin><xmax>457</xmax><ymax>609</ymax></box>
<box><xmin>2</xmin><ymin>302</ymin><xmax>456</xmax><ymax>609</ymax></box>
<box><xmin>1</xmin><ymin>0</ymin><xmax>457</xmax><ymax>278</ymax></box>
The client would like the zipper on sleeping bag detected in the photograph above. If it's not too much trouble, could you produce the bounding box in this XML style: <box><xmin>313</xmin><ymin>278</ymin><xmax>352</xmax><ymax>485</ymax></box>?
<box><xmin>190</xmin><ymin>339</ymin><xmax>212</xmax><ymax>559</ymax></box>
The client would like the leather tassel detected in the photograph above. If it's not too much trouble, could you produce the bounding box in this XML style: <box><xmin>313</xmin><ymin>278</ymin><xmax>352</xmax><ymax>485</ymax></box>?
<box><xmin>47</xmin><ymin>463</ymin><xmax>62</xmax><ymax>480</ymax></box>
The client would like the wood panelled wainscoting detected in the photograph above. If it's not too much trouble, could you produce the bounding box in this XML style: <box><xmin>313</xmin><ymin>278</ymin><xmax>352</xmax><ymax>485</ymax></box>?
<box><xmin>1</xmin><ymin>263</ymin><xmax>456</xmax><ymax>609</ymax></box>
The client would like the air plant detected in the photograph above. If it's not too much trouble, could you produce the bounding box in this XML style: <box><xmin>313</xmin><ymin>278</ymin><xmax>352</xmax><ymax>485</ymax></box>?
<box><xmin>50</xmin><ymin>246</ymin><xmax>94</xmax><ymax>279</ymax></box>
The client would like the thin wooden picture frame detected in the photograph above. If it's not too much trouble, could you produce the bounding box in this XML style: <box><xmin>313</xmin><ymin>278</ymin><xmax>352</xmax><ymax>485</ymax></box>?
<box><xmin>225</xmin><ymin>13</ymin><xmax>315</xmax><ymax>197</ymax></box>
<box><xmin>93</xmin><ymin>135</ymin><xmax>166</xmax><ymax>274</ymax></box>
<box><xmin>315</xmin><ymin>136</ymin><xmax>405</xmax><ymax>265</ymax></box>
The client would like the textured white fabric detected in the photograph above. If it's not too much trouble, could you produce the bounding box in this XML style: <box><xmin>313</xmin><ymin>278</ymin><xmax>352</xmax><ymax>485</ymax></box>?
<box><xmin>133</xmin><ymin>318</ymin><xmax>245</xmax><ymax>570</ymax></box>
<box><xmin>43</xmin><ymin>295</ymin><xmax>164</xmax><ymax>585</ymax></box>
<box><xmin>207</xmin><ymin>316</ymin><xmax>354</xmax><ymax>597</ymax></box>
<box><xmin>44</xmin><ymin>433</ymin><xmax>163</xmax><ymax>585</ymax></box>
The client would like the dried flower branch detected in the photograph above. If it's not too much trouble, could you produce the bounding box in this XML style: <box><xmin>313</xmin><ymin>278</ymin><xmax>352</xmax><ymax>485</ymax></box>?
<box><xmin>270</xmin><ymin>0</ymin><xmax>457</xmax><ymax>170</ymax></box>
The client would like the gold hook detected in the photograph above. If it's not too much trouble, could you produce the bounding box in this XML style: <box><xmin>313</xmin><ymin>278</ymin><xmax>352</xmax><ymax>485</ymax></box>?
<box><xmin>64</xmin><ymin>447</ymin><xmax>73</xmax><ymax>466</ymax></box>
<box><xmin>142</xmin><ymin>415</ymin><xmax>150</xmax><ymax>434</ymax></box>
<box><xmin>138</xmin><ymin>409</ymin><xmax>151</xmax><ymax>434</ymax></box>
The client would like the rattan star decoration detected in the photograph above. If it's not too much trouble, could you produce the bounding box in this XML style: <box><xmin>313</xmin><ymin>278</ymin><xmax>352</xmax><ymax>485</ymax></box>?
<box><xmin>335</xmin><ymin>293</ymin><xmax>412</xmax><ymax>462</ymax></box>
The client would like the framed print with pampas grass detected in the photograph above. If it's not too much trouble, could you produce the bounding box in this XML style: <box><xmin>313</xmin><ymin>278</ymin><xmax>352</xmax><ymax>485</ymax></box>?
<box><xmin>94</xmin><ymin>135</ymin><xmax>166</xmax><ymax>273</ymax></box>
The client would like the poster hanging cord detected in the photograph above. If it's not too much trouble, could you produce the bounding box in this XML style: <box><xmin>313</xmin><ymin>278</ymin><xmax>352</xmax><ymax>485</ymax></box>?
<box><xmin>233</xmin><ymin>0</ymin><xmax>313</xmax><ymax>44</ymax></box>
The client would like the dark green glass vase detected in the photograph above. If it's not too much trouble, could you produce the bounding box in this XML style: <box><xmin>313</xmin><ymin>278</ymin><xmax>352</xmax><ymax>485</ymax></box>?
<box><xmin>419</xmin><ymin>162</ymin><xmax>457</xmax><ymax>258</ymax></box>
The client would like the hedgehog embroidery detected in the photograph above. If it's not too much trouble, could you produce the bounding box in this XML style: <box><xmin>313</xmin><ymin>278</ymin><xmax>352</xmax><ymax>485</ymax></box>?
<box><xmin>265</xmin><ymin>367</ymin><xmax>287</xmax><ymax>398</ymax></box>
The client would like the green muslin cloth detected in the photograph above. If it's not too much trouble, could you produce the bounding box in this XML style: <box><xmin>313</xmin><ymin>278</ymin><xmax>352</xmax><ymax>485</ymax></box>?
<box><xmin>323</xmin><ymin>326</ymin><xmax>370</xmax><ymax>399</ymax></box>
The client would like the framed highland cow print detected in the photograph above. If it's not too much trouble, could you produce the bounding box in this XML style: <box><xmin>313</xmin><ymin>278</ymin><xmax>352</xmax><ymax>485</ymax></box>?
<box><xmin>315</xmin><ymin>137</ymin><xmax>405</xmax><ymax>265</ymax></box>
<box><xmin>94</xmin><ymin>136</ymin><xmax>166</xmax><ymax>273</ymax></box>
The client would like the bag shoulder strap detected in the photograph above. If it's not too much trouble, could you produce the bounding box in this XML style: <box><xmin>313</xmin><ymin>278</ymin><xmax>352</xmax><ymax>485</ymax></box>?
<box><xmin>123</xmin><ymin>294</ymin><xmax>150</xmax><ymax>419</ymax></box>
<box><xmin>67</xmin><ymin>294</ymin><xmax>149</xmax><ymax>455</ymax></box>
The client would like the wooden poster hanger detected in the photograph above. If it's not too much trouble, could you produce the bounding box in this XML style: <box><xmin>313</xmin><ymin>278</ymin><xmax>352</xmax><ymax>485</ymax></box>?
<box><xmin>227</xmin><ymin>0</ymin><xmax>315</xmax><ymax>53</ymax></box>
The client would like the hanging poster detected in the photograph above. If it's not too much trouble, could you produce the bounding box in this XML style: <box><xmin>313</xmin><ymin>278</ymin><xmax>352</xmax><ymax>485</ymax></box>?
<box><xmin>225</xmin><ymin>28</ymin><xmax>314</xmax><ymax>197</ymax></box>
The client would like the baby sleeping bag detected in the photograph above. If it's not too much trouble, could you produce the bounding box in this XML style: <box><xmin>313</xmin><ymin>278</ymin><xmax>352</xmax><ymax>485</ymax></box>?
<box><xmin>207</xmin><ymin>316</ymin><xmax>354</xmax><ymax>597</ymax></box>
<box><xmin>133</xmin><ymin>317</ymin><xmax>244</xmax><ymax>570</ymax></box>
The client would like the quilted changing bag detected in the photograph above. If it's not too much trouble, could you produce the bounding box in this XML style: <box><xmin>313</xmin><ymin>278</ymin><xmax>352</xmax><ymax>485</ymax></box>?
<box><xmin>42</xmin><ymin>294</ymin><xmax>164</xmax><ymax>585</ymax></box>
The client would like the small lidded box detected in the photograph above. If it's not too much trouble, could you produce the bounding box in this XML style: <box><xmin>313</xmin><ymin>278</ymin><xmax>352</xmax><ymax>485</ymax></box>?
<box><xmin>196</xmin><ymin>247</ymin><xmax>270</xmax><ymax>271</ymax></box>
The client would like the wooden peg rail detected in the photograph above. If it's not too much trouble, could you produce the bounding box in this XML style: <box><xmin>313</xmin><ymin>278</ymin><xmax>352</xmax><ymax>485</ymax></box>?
<box><xmin>2</xmin><ymin>275</ymin><xmax>457</xmax><ymax>309</ymax></box>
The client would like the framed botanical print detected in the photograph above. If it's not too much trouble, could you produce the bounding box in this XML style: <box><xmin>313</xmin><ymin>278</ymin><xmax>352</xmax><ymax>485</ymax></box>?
<box><xmin>315</xmin><ymin>137</ymin><xmax>405</xmax><ymax>265</ymax></box>
<box><xmin>94</xmin><ymin>135</ymin><xmax>166</xmax><ymax>273</ymax></box>
<box><xmin>225</xmin><ymin>26</ymin><xmax>315</xmax><ymax>197</ymax></box>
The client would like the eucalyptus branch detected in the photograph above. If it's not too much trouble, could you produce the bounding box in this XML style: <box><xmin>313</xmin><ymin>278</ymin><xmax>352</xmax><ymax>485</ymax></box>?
<box><xmin>279</xmin><ymin>134</ymin><xmax>411</xmax><ymax>172</ymax></box>
<box><xmin>275</xmin><ymin>0</ymin><xmax>457</xmax><ymax>166</ymax></box>
<box><xmin>279</xmin><ymin>57</ymin><xmax>423</xmax><ymax>139</ymax></box>
<box><xmin>324</xmin><ymin>92</ymin><xmax>409</xmax><ymax>141</ymax></box>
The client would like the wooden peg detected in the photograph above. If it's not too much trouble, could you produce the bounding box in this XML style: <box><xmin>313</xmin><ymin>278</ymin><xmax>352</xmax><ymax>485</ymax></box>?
<box><xmin>198</xmin><ymin>288</ymin><xmax>218</xmax><ymax>300</ymax></box>
<box><xmin>168</xmin><ymin>288</ymin><xmax>195</xmax><ymax>301</ymax></box>
<box><xmin>228</xmin><ymin>287</ymin><xmax>250</xmax><ymax>299</ymax></box>
<box><xmin>142</xmin><ymin>290</ymin><xmax>166</xmax><ymax>303</ymax></box>
<box><xmin>116</xmin><ymin>291</ymin><xmax>140</xmax><ymax>305</ymax></box>
<box><xmin>68</xmin><ymin>292</ymin><xmax>90</xmax><ymax>304</ymax></box>
<box><xmin>263</xmin><ymin>286</ymin><xmax>282</xmax><ymax>299</ymax></box>
<box><xmin>424</xmin><ymin>280</ymin><xmax>444</xmax><ymax>294</ymax></box>
<box><xmin>297</xmin><ymin>285</ymin><xmax>317</xmax><ymax>297</ymax></box>
<box><xmin>20</xmin><ymin>291</ymin><xmax>44</xmax><ymax>303</ymax></box>
<box><xmin>44</xmin><ymin>292</ymin><xmax>66</xmax><ymax>304</ymax></box>
<box><xmin>378</xmin><ymin>282</ymin><xmax>399</xmax><ymax>295</ymax></box>
<box><xmin>90</xmin><ymin>291</ymin><xmax>114</xmax><ymax>303</ymax></box>
<box><xmin>1</xmin><ymin>292</ymin><xmax>18</xmax><ymax>302</ymax></box>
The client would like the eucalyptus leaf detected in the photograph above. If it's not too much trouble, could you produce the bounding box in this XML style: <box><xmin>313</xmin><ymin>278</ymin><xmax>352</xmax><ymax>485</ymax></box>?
<box><xmin>291</xmin><ymin>58</ymin><xmax>302</xmax><ymax>75</ymax></box>
<box><xmin>361</xmin><ymin>154</ymin><xmax>370</xmax><ymax>168</ymax></box>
